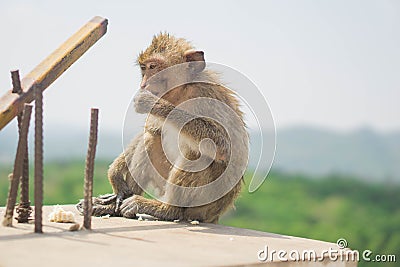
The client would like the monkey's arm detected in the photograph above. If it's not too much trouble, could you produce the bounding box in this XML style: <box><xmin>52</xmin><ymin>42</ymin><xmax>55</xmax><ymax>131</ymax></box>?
<box><xmin>107</xmin><ymin>155</ymin><xmax>134</xmax><ymax>210</ymax></box>
<box><xmin>134</xmin><ymin>91</ymin><xmax>230</xmax><ymax>160</ymax></box>
<box><xmin>76</xmin><ymin>134</ymin><xmax>145</xmax><ymax>216</ymax></box>
<box><xmin>108</xmin><ymin>133</ymin><xmax>145</xmax><ymax>211</ymax></box>
<box><xmin>77</xmin><ymin>161</ymin><xmax>138</xmax><ymax>217</ymax></box>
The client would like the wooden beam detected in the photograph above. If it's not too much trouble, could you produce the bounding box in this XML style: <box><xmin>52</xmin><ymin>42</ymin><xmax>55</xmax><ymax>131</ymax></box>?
<box><xmin>0</xmin><ymin>16</ymin><xmax>108</xmax><ymax>131</ymax></box>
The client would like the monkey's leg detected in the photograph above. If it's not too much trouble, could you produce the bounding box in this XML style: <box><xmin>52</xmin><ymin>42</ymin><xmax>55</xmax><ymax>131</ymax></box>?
<box><xmin>75</xmin><ymin>162</ymin><xmax>132</xmax><ymax>216</ymax></box>
<box><xmin>120</xmin><ymin>195</ymin><xmax>183</xmax><ymax>220</ymax></box>
<box><xmin>119</xmin><ymin>185</ymin><xmax>240</xmax><ymax>223</ymax></box>
<box><xmin>84</xmin><ymin>164</ymin><xmax>143</xmax><ymax>216</ymax></box>
<box><xmin>80</xmin><ymin>134</ymin><xmax>145</xmax><ymax>216</ymax></box>
<box><xmin>75</xmin><ymin>156</ymin><xmax>143</xmax><ymax>216</ymax></box>
<box><xmin>184</xmin><ymin>182</ymin><xmax>242</xmax><ymax>223</ymax></box>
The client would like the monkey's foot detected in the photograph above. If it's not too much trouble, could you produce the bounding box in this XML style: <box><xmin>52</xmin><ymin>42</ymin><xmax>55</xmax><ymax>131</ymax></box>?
<box><xmin>120</xmin><ymin>195</ymin><xmax>139</xmax><ymax>219</ymax></box>
<box><xmin>76</xmin><ymin>194</ymin><xmax>120</xmax><ymax>217</ymax></box>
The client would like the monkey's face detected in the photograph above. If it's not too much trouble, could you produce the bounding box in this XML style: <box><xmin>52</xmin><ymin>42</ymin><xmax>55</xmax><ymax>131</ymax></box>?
<box><xmin>139</xmin><ymin>57</ymin><xmax>167</xmax><ymax>93</ymax></box>
<box><xmin>138</xmin><ymin>50</ymin><xmax>206</xmax><ymax>98</ymax></box>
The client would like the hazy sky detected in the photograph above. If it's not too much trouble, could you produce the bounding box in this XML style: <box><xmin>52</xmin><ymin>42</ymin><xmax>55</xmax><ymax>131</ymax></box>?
<box><xmin>0</xmin><ymin>0</ymin><xmax>399</xmax><ymax>133</ymax></box>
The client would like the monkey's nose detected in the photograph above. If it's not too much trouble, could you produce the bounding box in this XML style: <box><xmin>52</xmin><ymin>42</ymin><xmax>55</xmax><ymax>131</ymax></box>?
<box><xmin>140</xmin><ymin>80</ymin><xmax>147</xmax><ymax>89</ymax></box>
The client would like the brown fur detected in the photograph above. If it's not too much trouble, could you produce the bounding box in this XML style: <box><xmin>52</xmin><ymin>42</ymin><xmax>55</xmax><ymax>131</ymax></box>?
<box><xmin>77</xmin><ymin>33</ymin><xmax>248</xmax><ymax>223</ymax></box>
<box><xmin>138</xmin><ymin>33</ymin><xmax>193</xmax><ymax>66</ymax></box>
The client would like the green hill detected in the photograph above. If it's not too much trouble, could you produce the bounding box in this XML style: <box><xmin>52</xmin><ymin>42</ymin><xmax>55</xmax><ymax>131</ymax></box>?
<box><xmin>2</xmin><ymin>125</ymin><xmax>400</xmax><ymax>183</ymax></box>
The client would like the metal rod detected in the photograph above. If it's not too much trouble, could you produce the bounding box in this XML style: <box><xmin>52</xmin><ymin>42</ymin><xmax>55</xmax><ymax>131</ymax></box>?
<box><xmin>34</xmin><ymin>86</ymin><xmax>43</xmax><ymax>233</ymax></box>
<box><xmin>83</xmin><ymin>108</ymin><xmax>99</xmax><ymax>230</ymax></box>
<box><xmin>2</xmin><ymin>104</ymin><xmax>33</xmax><ymax>227</ymax></box>
<box><xmin>10</xmin><ymin>70</ymin><xmax>33</xmax><ymax>223</ymax></box>
<box><xmin>16</xmin><ymin>139</ymin><xmax>32</xmax><ymax>223</ymax></box>
<box><xmin>11</xmin><ymin>70</ymin><xmax>22</xmax><ymax>94</ymax></box>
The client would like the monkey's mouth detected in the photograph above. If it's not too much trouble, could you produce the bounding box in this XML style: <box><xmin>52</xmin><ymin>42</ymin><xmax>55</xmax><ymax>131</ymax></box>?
<box><xmin>148</xmin><ymin>90</ymin><xmax>161</xmax><ymax>97</ymax></box>
<box><xmin>143</xmin><ymin>82</ymin><xmax>162</xmax><ymax>97</ymax></box>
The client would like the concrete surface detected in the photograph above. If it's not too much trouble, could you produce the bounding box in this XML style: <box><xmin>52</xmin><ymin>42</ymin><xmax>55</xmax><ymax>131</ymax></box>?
<box><xmin>0</xmin><ymin>205</ymin><xmax>357</xmax><ymax>267</ymax></box>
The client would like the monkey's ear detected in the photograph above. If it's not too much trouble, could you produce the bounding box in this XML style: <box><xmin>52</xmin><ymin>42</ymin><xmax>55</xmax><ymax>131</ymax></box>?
<box><xmin>184</xmin><ymin>50</ymin><xmax>205</xmax><ymax>72</ymax></box>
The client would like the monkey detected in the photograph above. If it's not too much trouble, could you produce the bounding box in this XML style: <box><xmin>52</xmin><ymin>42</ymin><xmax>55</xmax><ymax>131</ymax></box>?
<box><xmin>77</xmin><ymin>33</ymin><xmax>249</xmax><ymax>223</ymax></box>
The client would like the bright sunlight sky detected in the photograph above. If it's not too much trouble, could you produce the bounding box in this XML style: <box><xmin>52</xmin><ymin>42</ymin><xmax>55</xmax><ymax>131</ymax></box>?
<box><xmin>0</xmin><ymin>0</ymin><xmax>399</xmax><ymax>133</ymax></box>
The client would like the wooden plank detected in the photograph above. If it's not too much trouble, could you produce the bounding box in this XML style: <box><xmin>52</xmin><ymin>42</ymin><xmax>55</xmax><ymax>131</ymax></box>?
<box><xmin>0</xmin><ymin>16</ymin><xmax>108</xmax><ymax>131</ymax></box>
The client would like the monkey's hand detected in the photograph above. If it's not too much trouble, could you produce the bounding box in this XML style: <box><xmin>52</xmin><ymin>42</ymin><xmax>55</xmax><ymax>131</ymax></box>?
<box><xmin>120</xmin><ymin>195</ymin><xmax>140</xmax><ymax>219</ymax></box>
<box><xmin>76</xmin><ymin>194</ymin><xmax>121</xmax><ymax>217</ymax></box>
<box><xmin>133</xmin><ymin>90</ymin><xmax>159</xmax><ymax>114</ymax></box>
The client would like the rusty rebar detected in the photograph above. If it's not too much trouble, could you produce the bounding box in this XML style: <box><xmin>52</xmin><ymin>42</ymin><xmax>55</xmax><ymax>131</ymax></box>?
<box><xmin>10</xmin><ymin>70</ymin><xmax>33</xmax><ymax>223</ymax></box>
<box><xmin>34</xmin><ymin>86</ymin><xmax>43</xmax><ymax>233</ymax></box>
<box><xmin>83</xmin><ymin>108</ymin><xmax>99</xmax><ymax>230</ymax></box>
<box><xmin>16</xmin><ymin>124</ymin><xmax>32</xmax><ymax>223</ymax></box>
<box><xmin>2</xmin><ymin>104</ymin><xmax>32</xmax><ymax>227</ymax></box>
<box><xmin>16</xmin><ymin>145</ymin><xmax>31</xmax><ymax>223</ymax></box>
<box><xmin>11</xmin><ymin>70</ymin><xmax>22</xmax><ymax>94</ymax></box>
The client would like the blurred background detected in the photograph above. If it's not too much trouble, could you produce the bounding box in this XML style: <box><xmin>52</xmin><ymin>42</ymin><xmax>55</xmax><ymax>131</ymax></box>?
<box><xmin>0</xmin><ymin>1</ymin><xmax>399</xmax><ymax>266</ymax></box>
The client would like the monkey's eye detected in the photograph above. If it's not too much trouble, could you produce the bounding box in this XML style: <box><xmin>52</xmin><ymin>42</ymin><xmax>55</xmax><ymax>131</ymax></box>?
<box><xmin>149</xmin><ymin>64</ymin><xmax>157</xmax><ymax>70</ymax></box>
<box><xmin>140</xmin><ymin>65</ymin><xmax>146</xmax><ymax>71</ymax></box>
